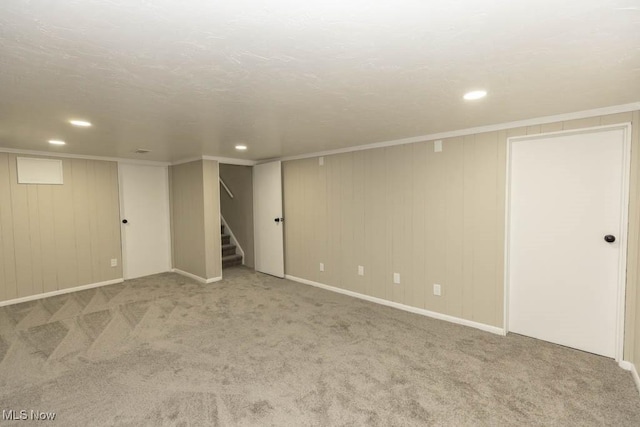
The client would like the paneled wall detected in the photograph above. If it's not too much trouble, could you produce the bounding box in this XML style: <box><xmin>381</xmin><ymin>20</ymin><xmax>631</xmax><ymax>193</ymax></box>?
<box><xmin>284</xmin><ymin>137</ymin><xmax>506</xmax><ymax>327</ymax></box>
<box><xmin>0</xmin><ymin>154</ymin><xmax>122</xmax><ymax>303</ymax></box>
<box><xmin>170</xmin><ymin>159</ymin><xmax>221</xmax><ymax>281</ymax></box>
<box><xmin>170</xmin><ymin>160</ymin><xmax>207</xmax><ymax>279</ymax></box>
<box><xmin>283</xmin><ymin>112</ymin><xmax>639</xmax><ymax>337</ymax></box>
<box><xmin>630</xmin><ymin>111</ymin><xmax>640</xmax><ymax>369</ymax></box>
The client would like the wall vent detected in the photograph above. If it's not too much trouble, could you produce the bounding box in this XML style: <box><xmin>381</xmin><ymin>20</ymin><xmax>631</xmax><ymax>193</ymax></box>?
<box><xmin>16</xmin><ymin>157</ymin><xmax>64</xmax><ymax>184</ymax></box>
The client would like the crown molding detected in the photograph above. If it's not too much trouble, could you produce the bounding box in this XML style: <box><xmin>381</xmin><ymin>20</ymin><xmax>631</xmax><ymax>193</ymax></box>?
<box><xmin>170</xmin><ymin>156</ymin><xmax>203</xmax><ymax>166</ymax></box>
<box><xmin>0</xmin><ymin>148</ymin><xmax>256</xmax><ymax>167</ymax></box>
<box><xmin>171</xmin><ymin>155</ymin><xmax>257</xmax><ymax>166</ymax></box>
<box><xmin>279</xmin><ymin>102</ymin><xmax>640</xmax><ymax>162</ymax></box>
<box><xmin>0</xmin><ymin>147</ymin><xmax>171</xmax><ymax>166</ymax></box>
<box><xmin>3</xmin><ymin>102</ymin><xmax>637</xmax><ymax>165</ymax></box>
<box><xmin>201</xmin><ymin>155</ymin><xmax>257</xmax><ymax>166</ymax></box>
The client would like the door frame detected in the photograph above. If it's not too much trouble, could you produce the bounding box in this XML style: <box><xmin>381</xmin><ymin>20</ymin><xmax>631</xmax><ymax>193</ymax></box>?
<box><xmin>503</xmin><ymin>123</ymin><xmax>632</xmax><ymax>361</ymax></box>
<box><xmin>117</xmin><ymin>161</ymin><xmax>172</xmax><ymax>280</ymax></box>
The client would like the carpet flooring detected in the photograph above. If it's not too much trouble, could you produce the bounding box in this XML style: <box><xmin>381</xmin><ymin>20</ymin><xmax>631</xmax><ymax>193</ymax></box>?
<box><xmin>0</xmin><ymin>267</ymin><xmax>639</xmax><ymax>426</ymax></box>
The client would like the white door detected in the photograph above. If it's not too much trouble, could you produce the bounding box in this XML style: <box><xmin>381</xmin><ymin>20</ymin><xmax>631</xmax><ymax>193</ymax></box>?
<box><xmin>507</xmin><ymin>127</ymin><xmax>628</xmax><ymax>358</ymax></box>
<box><xmin>118</xmin><ymin>163</ymin><xmax>172</xmax><ymax>279</ymax></box>
<box><xmin>253</xmin><ymin>161</ymin><xmax>284</xmax><ymax>278</ymax></box>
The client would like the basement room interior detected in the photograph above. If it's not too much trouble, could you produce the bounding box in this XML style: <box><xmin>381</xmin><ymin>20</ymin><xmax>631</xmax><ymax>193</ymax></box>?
<box><xmin>1</xmin><ymin>0</ymin><xmax>640</xmax><ymax>425</ymax></box>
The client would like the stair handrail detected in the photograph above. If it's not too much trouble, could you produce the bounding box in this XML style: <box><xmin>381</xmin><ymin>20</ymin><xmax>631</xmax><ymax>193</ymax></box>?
<box><xmin>219</xmin><ymin>177</ymin><xmax>234</xmax><ymax>199</ymax></box>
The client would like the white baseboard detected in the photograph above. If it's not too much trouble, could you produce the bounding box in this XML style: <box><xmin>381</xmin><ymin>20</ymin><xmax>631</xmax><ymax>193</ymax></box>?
<box><xmin>619</xmin><ymin>361</ymin><xmax>640</xmax><ymax>394</ymax></box>
<box><xmin>0</xmin><ymin>278</ymin><xmax>124</xmax><ymax>307</ymax></box>
<box><xmin>285</xmin><ymin>275</ymin><xmax>506</xmax><ymax>336</ymax></box>
<box><xmin>172</xmin><ymin>268</ymin><xmax>222</xmax><ymax>284</ymax></box>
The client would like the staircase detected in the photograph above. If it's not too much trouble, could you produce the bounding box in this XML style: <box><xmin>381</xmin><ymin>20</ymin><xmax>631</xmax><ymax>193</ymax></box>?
<box><xmin>221</xmin><ymin>224</ymin><xmax>242</xmax><ymax>268</ymax></box>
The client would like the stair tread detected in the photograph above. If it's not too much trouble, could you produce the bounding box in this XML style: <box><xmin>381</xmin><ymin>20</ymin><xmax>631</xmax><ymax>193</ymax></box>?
<box><xmin>221</xmin><ymin>243</ymin><xmax>236</xmax><ymax>249</ymax></box>
<box><xmin>222</xmin><ymin>254</ymin><xmax>242</xmax><ymax>261</ymax></box>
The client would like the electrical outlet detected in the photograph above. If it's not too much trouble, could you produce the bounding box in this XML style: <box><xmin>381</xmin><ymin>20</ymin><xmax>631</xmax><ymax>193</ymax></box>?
<box><xmin>111</xmin><ymin>258</ymin><xmax>118</xmax><ymax>267</ymax></box>
<box><xmin>320</xmin><ymin>263</ymin><xmax>325</xmax><ymax>272</ymax></box>
<box><xmin>358</xmin><ymin>265</ymin><xmax>364</xmax><ymax>276</ymax></box>
<box><xmin>393</xmin><ymin>273</ymin><xmax>401</xmax><ymax>284</ymax></box>
<box><xmin>433</xmin><ymin>283</ymin><xmax>442</xmax><ymax>296</ymax></box>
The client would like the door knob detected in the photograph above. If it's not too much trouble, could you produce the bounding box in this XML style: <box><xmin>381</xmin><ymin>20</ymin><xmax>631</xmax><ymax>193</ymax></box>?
<box><xmin>604</xmin><ymin>235</ymin><xmax>616</xmax><ymax>243</ymax></box>
<box><xmin>274</xmin><ymin>217</ymin><xmax>284</xmax><ymax>223</ymax></box>
<box><xmin>122</xmin><ymin>219</ymin><xmax>128</xmax><ymax>224</ymax></box>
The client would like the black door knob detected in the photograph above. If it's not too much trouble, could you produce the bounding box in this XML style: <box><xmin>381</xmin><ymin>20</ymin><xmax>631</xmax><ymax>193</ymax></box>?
<box><xmin>122</xmin><ymin>219</ymin><xmax>128</xmax><ymax>224</ymax></box>
<box><xmin>604</xmin><ymin>235</ymin><xmax>615</xmax><ymax>243</ymax></box>
<box><xmin>274</xmin><ymin>217</ymin><xmax>284</xmax><ymax>223</ymax></box>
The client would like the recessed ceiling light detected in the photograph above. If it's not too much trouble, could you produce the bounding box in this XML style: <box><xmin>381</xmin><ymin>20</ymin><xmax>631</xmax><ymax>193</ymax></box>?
<box><xmin>69</xmin><ymin>119</ymin><xmax>92</xmax><ymax>127</ymax></box>
<box><xmin>463</xmin><ymin>90</ymin><xmax>487</xmax><ymax>100</ymax></box>
<box><xmin>235</xmin><ymin>144</ymin><xmax>248</xmax><ymax>151</ymax></box>
<box><xmin>49</xmin><ymin>140</ymin><xmax>66</xmax><ymax>145</ymax></box>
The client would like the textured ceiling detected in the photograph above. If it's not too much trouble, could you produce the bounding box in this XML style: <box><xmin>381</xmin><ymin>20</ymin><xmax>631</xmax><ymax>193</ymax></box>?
<box><xmin>0</xmin><ymin>0</ymin><xmax>639</xmax><ymax>162</ymax></box>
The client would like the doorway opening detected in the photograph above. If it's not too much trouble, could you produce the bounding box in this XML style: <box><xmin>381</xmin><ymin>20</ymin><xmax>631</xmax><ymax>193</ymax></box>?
<box><xmin>219</xmin><ymin>163</ymin><xmax>254</xmax><ymax>270</ymax></box>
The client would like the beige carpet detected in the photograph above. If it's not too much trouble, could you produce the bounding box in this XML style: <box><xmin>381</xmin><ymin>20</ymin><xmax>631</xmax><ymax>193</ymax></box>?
<box><xmin>0</xmin><ymin>267</ymin><xmax>639</xmax><ymax>426</ymax></box>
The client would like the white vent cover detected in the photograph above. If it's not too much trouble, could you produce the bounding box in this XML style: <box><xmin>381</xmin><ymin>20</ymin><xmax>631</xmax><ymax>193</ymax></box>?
<box><xmin>16</xmin><ymin>157</ymin><xmax>64</xmax><ymax>185</ymax></box>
